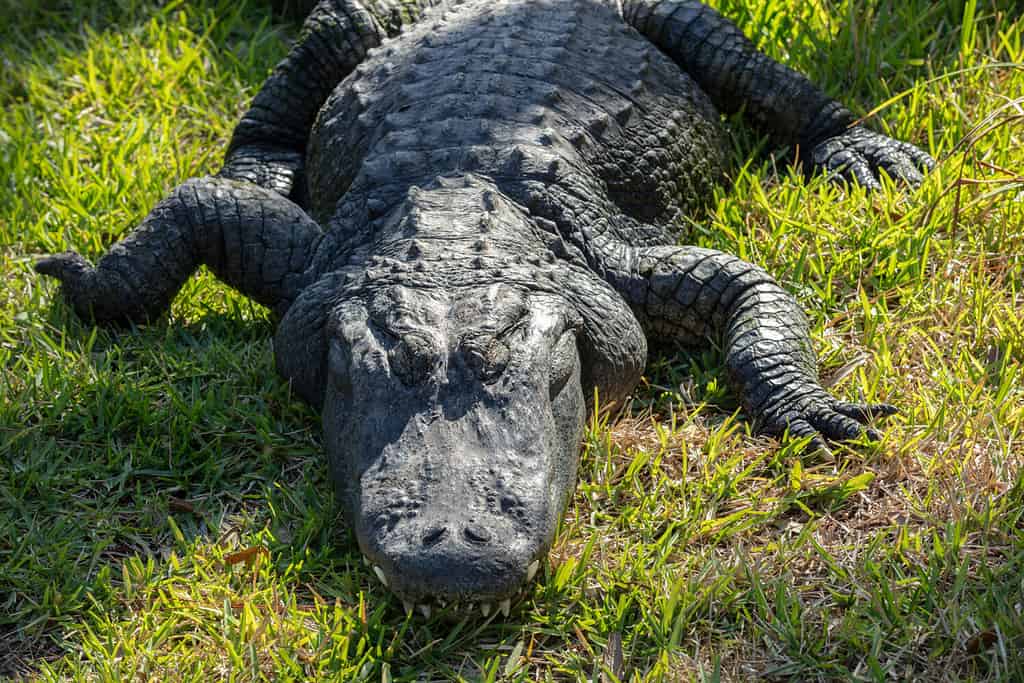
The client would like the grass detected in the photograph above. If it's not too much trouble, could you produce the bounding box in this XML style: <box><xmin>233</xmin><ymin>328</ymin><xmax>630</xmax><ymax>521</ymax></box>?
<box><xmin>0</xmin><ymin>0</ymin><xmax>1021</xmax><ymax>680</ymax></box>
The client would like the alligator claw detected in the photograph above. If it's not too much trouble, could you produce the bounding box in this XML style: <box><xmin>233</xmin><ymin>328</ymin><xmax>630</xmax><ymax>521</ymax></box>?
<box><xmin>811</xmin><ymin>126</ymin><xmax>935</xmax><ymax>189</ymax></box>
<box><xmin>35</xmin><ymin>250</ymin><xmax>95</xmax><ymax>286</ymax></box>
<box><xmin>34</xmin><ymin>250</ymin><xmax>104</xmax><ymax>320</ymax></box>
<box><xmin>759</xmin><ymin>389</ymin><xmax>896</xmax><ymax>456</ymax></box>
<box><xmin>782</xmin><ymin>417</ymin><xmax>833</xmax><ymax>458</ymax></box>
<box><xmin>36</xmin><ymin>249</ymin><xmax>154</xmax><ymax>324</ymax></box>
<box><xmin>832</xmin><ymin>401</ymin><xmax>898</xmax><ymax>422</ymax></box>
<box><xmin>36</xmin><ymin>250</ymin><xmax>84</xmax><ymax>276</ymax></box>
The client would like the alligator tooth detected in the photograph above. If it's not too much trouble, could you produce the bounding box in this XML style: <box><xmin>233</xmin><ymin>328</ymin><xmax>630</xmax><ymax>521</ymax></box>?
<box><xmin>481</xmin><ymin>602</ymin><xmax>491</xmax><ymax>617</ymax></box>
<box><xmin>373</xmin><ymin>565</ymin><xmax>388</xmax><ymax>587</ymax></box>
<box><xmin>499</xmin><ymin>598</ymin><xmax>511</xmax><ymax>617</ymax></box>
<box><xmin>403</xmin><ymin>600</ymin><xmax>414</xmax><ymax>616</ymax></box>
<box><xmin>418</xmin><ymin>604</ymin><xmax>432</xmax><ymax>619</ymax></box>
<box><xmin>527</xmin><ymin>560</ymin><xmax>540</xmax><ymax>582</ymax></box>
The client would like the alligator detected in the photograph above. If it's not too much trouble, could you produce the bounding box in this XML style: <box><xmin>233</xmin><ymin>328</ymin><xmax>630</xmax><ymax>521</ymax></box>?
<box><xmin>36</xmin><ymin>0</ymin><xmax>934</xmax><ymax>618</ymax></box>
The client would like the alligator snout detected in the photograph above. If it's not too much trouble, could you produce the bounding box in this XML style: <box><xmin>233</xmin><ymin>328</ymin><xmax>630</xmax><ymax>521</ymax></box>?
<box><xmin>351</xmin><ymin>437</ymin><xmax>557</xmax><ymax>605</ymax></box>
<box><xmin>359</xmin><ymin>502</ymin><xmax>546</xmax><ymax>615</ymax></box>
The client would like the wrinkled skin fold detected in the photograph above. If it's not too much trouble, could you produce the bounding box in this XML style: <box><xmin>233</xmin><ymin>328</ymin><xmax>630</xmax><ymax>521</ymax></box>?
<box><xmin>36</xmin><ymin>0</ymin><xmax>934</xmax><ymax>609</ymax></box>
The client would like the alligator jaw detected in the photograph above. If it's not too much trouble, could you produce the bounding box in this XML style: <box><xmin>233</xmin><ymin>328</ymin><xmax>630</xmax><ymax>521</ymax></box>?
<box><xmin>367</xmin><ymin>554</ymin><xmax>543</xmax><ymax>619</ymax></box>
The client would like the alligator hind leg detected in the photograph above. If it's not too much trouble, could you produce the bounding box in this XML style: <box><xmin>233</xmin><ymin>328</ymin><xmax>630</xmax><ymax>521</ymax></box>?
<box><xmin>602</xmin><ymin>242</ymin><xmax>895</xmax><ymax>455</ymax></box>
<box><xmin>623</xmin><ymin>0</ymin><xmax>935</xmax><ymax>187</ymax></box>
<box><xmin>218</xmin><ymin>0</ymin><xmax>384</xmax><ymax>202</ymax></box>
<box><xmin>36</xmin><ymin>177</ymin><xmax>323</xmax><ymax>324</ymax></box>
<box><xmin>220</xmin><ymin>0</ymin><xmax>440</xmax><ymax>203</ymax></box>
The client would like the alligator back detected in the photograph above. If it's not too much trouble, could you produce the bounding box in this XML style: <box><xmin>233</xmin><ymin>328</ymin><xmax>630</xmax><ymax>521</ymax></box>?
<box><xmin>306</xmin><ymin>0</ymin><xmax>729</xmax><ymax>239</ymax></box>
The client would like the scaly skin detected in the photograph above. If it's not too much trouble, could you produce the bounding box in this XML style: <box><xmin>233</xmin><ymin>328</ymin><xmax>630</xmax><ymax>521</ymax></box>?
<box><xmin>36</xmin><ymin>0</ymin><xmax>934</xmax><ymax>615</ymax></box>
<box><xmin>622</xmin><ymin>0</ymin><xmax>935</xmax><ymax>186</ymax></box>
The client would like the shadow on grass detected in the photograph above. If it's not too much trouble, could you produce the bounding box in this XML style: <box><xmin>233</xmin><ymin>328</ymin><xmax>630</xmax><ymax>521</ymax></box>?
<box><xmin>2</xmin><ymin>0</ymin><xmax>1020</xmax><ymax>679</ymax></box>
<box><xmin>0</xmin><ymin>302</ymin><xmax>343</xmax><ymax>675</ymax></box>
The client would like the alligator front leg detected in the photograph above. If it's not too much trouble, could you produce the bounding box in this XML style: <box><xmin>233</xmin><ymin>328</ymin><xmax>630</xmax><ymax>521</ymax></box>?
<box><xmin>36</xmin><ymin>177</ymin><xmax>322</xmax><ymax>323</ymax></box>
<box><xmin>605</xmin><ymin>245</ymin><xmax>894</xmax><ymax>455</ymax></box>
<box><xmin>623</xmin><ymin>1</ymin><xmax>935</xmax><ymax>187</ymax></box>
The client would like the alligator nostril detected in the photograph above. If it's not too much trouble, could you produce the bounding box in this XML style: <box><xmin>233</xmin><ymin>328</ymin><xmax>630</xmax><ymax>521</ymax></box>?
<box><xmin>463</xmin><ymin>524</ymin><xmax>492</xmax><ymax>545</ymax></box>
<box><xmin>421</xmin><ymin>525</ymin><xmax>448</xmax><ymax>547</ymax></box>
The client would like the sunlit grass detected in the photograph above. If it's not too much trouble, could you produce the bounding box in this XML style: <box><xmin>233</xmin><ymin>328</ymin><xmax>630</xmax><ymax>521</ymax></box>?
<box><xmin>1</xmin><ymin>0</ymin><xmax>1022</xmax><ymax>680</ymax></box>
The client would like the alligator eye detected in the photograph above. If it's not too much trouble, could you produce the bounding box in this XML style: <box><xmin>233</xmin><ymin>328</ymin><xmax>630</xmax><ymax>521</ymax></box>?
<box><xmin>464</xmin><ymin>337</ymin><xmax>511</xmax><ymax>383</ymax></box>
<box><xmin>388</xmin><ymin>334</ymin><xmax>436</xmax><ymax>386</ymax></box>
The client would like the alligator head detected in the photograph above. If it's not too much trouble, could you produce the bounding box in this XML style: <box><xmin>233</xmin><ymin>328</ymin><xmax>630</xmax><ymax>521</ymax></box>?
<box><xmin>274</xmin><ymin>178</ymin><xmax>646</xmax><ymax>615</ymax></box>
<box><xmin>327</xmin><ymin>283</ymin><xmax>586</xmax><ymax>613</ymax></box>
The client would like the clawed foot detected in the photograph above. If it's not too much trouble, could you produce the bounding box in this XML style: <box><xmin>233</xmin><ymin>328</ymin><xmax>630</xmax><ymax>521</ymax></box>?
<box><xmin>758</xmin><ymin>390</ymin><xmax>897</xmax><ymax>457</ymax></box>
<box><xmin>35</xmin><ymin>251</ymin><xmax>101</xmax><ymax>319</ymax></box>
<box><xmin>35</xmin><ymin>250</ymin><xmax>146</xmax><ymax>324</ymax></box>
<box><xmin>811</xmin><ymin>126</ymin><xmax>935</xmax><ymax>189</ymax></box>
<box><xmin>35</xmin><ymin>250</ymin><xmax>93</xmax><ymax>282</ymax></box>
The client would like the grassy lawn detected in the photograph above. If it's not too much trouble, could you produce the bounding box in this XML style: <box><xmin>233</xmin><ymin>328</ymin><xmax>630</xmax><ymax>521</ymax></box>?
<box><xmin>1</xmin><ymin>0</ymin><xmax>1022</xmax><ymax>680</ymax></box>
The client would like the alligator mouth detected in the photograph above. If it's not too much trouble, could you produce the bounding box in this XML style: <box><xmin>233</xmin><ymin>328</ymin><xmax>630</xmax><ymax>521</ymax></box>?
<box><xmin>350</xmin><ymin>492</ymin><xmax>555</xmax><ymax>616</ymax></box>
<box><xmin>361</xmin><ymin>554</ymin><xmax>543</xmax><ymax>618</ymax></box>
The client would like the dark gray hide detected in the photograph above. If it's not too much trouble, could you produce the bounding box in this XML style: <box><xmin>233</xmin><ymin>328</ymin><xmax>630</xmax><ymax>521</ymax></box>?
<box><xmin>37</xmin><ymin>0</ymin><xmax>933</xmax><ymax>615</ymax></box>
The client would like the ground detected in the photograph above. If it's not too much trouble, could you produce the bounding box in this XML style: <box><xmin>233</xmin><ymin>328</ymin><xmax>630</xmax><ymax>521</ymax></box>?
<box><xmin>0</xmin><ymin>0</ymin><xmax>1022</xmax><ymax>680</ymax></box>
